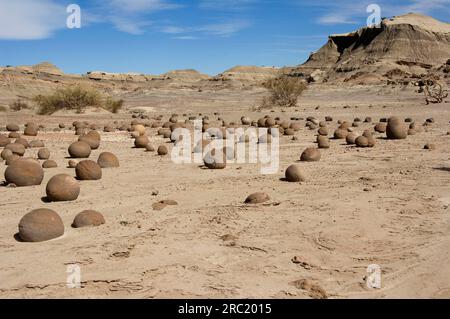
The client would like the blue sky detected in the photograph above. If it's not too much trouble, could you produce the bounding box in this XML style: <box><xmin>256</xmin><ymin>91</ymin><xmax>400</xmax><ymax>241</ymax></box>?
<box><xmin>0</xmin><ymin>0</ymin><xmax>449</xmax><ymax>75</ymax></box>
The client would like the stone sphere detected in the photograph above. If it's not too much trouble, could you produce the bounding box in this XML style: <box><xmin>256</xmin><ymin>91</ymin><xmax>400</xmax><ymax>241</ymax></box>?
<box><xmin>244</xmin><ymin>192</ymin><xmax>270</xmax><ymax>204</ymax></box>
<box><xmin>0</xmin><ymin>135</ymin><xmax>10</xmax><ymax>147</ymax></box>
<box><xmin>300</xmin><ymin>148</ymin><xmax>321</xmax><ymax>162</ymax></box>
<box><xmin>203</xmin><ymin>150</ymin><xmax>226</xmax><ymax>169</ymax></box>
<box><xmin>133</xmin><ymin>124</ymin><xmax>146</xmax><ymax>136</ymax></box>
<box><xmin>18</xmin><ymin>209</ymin><xmax>64</xmax><ymax>242</ymax></box>
<box><xmin>6</xmin><ymin>143</ymin><xmax>25</xmax><ymax>156</ymax></box>
<box><xmin>9</xmin><ymin>132</ymin><xmax>21</xmax><ymax>139</ymax></box>
<box><xmin>42</xmin><ymin>160</ymin><xmax>57</xmax><ymax>168</ymax></box>
<box><xmin>24</xmin><ymin>124</ymin><xmax>38</xmax><ymax>136</ymax></box>
<box><xmin>386</xmin><ymin>120</ymin><xmax>407</xmax><ymax>140</ymax></box>
<box><xmin>68</xmin><ymin>160</ymin><xmax>78</xmax><ymax>168</ymax></box>
<box><xmin>5</xmin><ymin>158</ymin><xmax>44</xmax><ymax>186</ymax></box>
<box><xmin>14</xmin><ymin>138</ymin><xmax>29</xmax><ymax>148</ymax></box>
<box><xmin>68</xmin><ymin>141</ymin><xmax>91</xmax><ymax>158</ymax></box>
<box><xmin>78</xmin><ymin>135</ymin><xmax>100</xmax><ymax>150</ymax></box>
<box><xmin>5</xmin><ymin>154</ymin><xmax>20</xmax><ymax>165</ymax></box>
<box><xmin>318</xmin><ymin>127</ymin><xmax>328</xmax><ymax>136</ymax></box>
<box><xmin>86</xmin><ymin>130</ymin><xmax>100</xmax><ymax>141</ymax></box>
<box><xmin>1</xmin><ymin>148</ymin><xmax>13</xmax><ymax>160</ymax></box>
<box><xmin>346</xmin><ymin>132</ymin><xmax>359</xmax><ymax>145</ymax></box>
<box><xmin>265</xmin><ymin>118</ymin><xmax>276</xmax><ymax>127</ymax></box>
<box><xmin>134</xmin><ymin>136</ymin><xmax>149</xmax><ymax>148</ymax></box>
<box><xmin>72</xmin><ymin>210</ymin><xmax>105</xmax><ymax>228</ymax></box>
<box><xmin>355</xmin><ymin>136</ymin><xmax>369</xmax><ymax>147</ymax></box>
<box><xmin>37</xmin><ymin>148</ymin><xmax>50</xmax><ymax>160</ymax></box>
<box><xmin>6</xmin><ymin>123</ymin><xmax>20</xmax><ymax>132</ymax></box>
<box><xmin>28</xmin><ymin>140</ymin><xmax>45</xmax><ymax>148</ymax></box>
<box><xmin>75</xmin><ymin>160</ymin><xmax>102</xmax><ymax>180</ymax></box>
<box><xmin>241</xmin><ymin>117</ymin><xmax>251</xmax><ymax>125</ymax></box>
<box><xmin>157</xmin><ymin>145</ymin><xmax>169</xmax><ymax>155</ymax></box>
<box><xmin>334</xmin><ymin>129</ymin><xmax>348</xmax><ymax>139</ymax></box>
<box><xmin>97</xmin><ymin>152</ymin><xmax>119</xmax><ymax>168</ymax></box>
<box><xmin>46</xmin><ymin>174</ymin><xmax>80</xmax><ymax>201</ymax></box>
<box><xmin>285</xmin><ymin>164</ymin><xmax>305</xmax><ymax>182</ymax></box>
<box><xmin>317</xmin><ymin>135</ymin><xmax>330</xmax><ymax>149</ymax></box>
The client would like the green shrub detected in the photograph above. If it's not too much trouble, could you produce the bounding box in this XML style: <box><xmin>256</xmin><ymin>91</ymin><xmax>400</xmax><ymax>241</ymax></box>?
<box><xmin>262</xmin><ymin>75</ymin><xmax>307</xmax><ymax>108</ymax></box>
<box><xmin>34</xmin><ymin>86</ymin><xmax>123</xmax><ymax>115</ymax></box>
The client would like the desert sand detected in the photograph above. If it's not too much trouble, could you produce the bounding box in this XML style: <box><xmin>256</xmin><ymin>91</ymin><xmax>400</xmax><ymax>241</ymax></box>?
<box><xmin>1</xmin><ymin>83</ymin><xmax>450</xmax><ymax>299</ymax></box>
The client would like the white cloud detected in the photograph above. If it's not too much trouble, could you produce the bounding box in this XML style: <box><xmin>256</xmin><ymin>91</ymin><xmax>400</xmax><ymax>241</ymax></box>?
<box><xmin>173</xmin><ymin>35</ymin><xmax>198</xmax><ymax>40</ymax></box>
<box><xmin>109</xmin><ymin>0</ymin><xmax>179</xmax><ymax>13</ymax></box>
<box><xmin>99</xmin><ymin>0</ymin><xmax>181</xmax><ymax>34</ymax></box>
<box><xmin>197</xmin><ymin>20</ymin><xmax>252</xmax><ymax>36</ymax></box>
<box><xmin>0</xmin><ymin>0</ymin><xmax>66</xmax><ymax>40</ymax></box>
<box><xmin>199</xmin><ymin>0</ymin><xmax>258</xmax><ymax>10</ymax></box>
<box><xmin>109</xmin><ymin>16</ymin><xmax>153</xmax><ymax>34</ymax></box>
<box><xmin>306</xmin><ymin>0</ymin><xmax>450</xmax><ymax>25</ymax></box>
<box><xmin>317</xmin><ymin>14</ymin><xmax>357</xmax><ymax>25</ymax></box>
<box><xmin>161</xmin><ymin>19</ymin><xmax>252</xmax><ymax>38</ymax></box>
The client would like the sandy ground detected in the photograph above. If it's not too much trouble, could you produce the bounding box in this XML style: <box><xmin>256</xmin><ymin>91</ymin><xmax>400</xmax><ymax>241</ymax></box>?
<box><xmin>0</xmin><ymin>84</ymin><xmax>450</xmax><ymax>298</ymax></box>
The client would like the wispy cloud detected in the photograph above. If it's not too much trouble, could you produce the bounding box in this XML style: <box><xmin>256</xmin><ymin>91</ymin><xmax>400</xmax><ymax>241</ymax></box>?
<box><xmin>108</xmin><ymin>0</ymin><xmax>180</xmax><ymax>13</ymax></box>
<box><xmin>0</xmin><ymin>0</ymin><xmax>181</xmax><ymax>39</ymax></box>
<box><xmin>97</xmin><ymin>0</ymin><xmax>181</xmax><ymax>34</ymax></box>
<box><xmin>199</xmin><ymin>0</ymin><xmax>259</xmax><ymax>11</ymax></box>
<box><xmin>172</xmin><ymin>35</ymin><xmax>198</xmax><ymax>40</ymax></box>
<box><xmin>197</xmin><ymin>20</ymin><xmax>252</xmax><ymax>36</ymax></box>
<box><xmin>302</xmin><ymin>0</ymin><xmax>450</xmax><ymax>26</ymax></box>
<box><xmin>0</xmin><ymin>0</ymin><xmax>66</xmax><ymax>40</ymax></box>
<box><xmin>161</xmin><ymin>19</ymin><xmax>252</xmax><ymax>38</ymax></box>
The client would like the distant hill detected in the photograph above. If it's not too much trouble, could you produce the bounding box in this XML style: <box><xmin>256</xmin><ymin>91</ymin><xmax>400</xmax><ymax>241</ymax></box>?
<box><xmin>288</xmin><ymin>13</ymin><xmax>450</xmax><ymax>84</ymax></box>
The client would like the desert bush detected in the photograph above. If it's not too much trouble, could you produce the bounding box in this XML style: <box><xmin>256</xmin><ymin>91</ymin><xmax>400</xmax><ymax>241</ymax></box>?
<box><xmin>9</xmin><ymin>99</ymin><xmax>30</xmax><ymax>111</ymax></box>
<box><xmin>104</xmin><ymin>97</ymin><xmax>124</xmax><ymax>114</ymax></box>
<box><xmin>261</xmin><ymin>75</ymin><xmax>307</xmax><ymax>108</ymax></box>
<box><xmin>34</xmin><ymin>86</ymin><xmax>123</xmax><ymax>115</ymax></box>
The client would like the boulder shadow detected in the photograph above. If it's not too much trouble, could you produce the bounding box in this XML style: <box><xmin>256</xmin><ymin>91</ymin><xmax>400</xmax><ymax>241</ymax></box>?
<box><xmin>13</xmin><ymin>233</ymin><xmax>23</xmax><ymax>242</ymax></box>
<box><xmin>433</xmin><ymin>167</ymin><xmax>450</xmax><ymax>173</ymax></box>
<box><xmin>41</xmin><ymin>196</ymin><xmax>52</xmax><ymax>203</ymax></box>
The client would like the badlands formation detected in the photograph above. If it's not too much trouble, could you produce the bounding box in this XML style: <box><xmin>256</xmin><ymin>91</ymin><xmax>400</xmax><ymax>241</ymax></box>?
<box><xmin>0</xmin><ymin>13</ymin><xmax>449</xmax><ymax>298</ymax></box>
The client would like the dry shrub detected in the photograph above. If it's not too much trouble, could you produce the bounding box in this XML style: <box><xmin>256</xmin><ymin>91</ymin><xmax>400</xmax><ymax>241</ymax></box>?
<box><xmin>9</xmin><ymin>99</ymin><xmax>30</xmax><ymax>111</ymax></box>
<box><xmin>34</xmin><ymin>86</ymin><xmax>123</xmax><ymax>115</ymax></box>
<box><xmin>104</xmin><ymin>97</ymin><xmax>124</xmax><ymax>114</ymax></box>
<box><xmin>261</xmin><ymin>75</ymin><xmax>307</xmax><ymax>108</ymax></box>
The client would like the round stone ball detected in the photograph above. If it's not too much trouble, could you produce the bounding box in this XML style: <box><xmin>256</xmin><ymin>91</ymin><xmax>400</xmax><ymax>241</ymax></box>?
<box><xmin>300</xmin><ymin>147</ymin><xmax>321</xmax><ymax>162</ymax></box>
<box><xmin>6</xmin><ymin>143</ymin><xmax>26</xmax><ymax>156</ymax></box>
<box><xmin>75</xmin><ymin>160</ymin><xmax>102</xmax><ymax>180</ymax></box>
<box><xmin>285</xmin><ymin>164</ymin><xmax>305</xmax><ymax>182</ymax></box>
<box><xmin>42</xmin><ymin>160</ymin><xmax>57</xmax><ymax>168</ymax></box>
<box><xmin>46</xmin><ymin>174</ymin><xmax>80</xmax><ymax>201</ymax></box>
<box><xmin>244</xmin><ymin>192</ymin><xmax>270</xmax><ymax>204</ymax></box>
<box><xmin>18</xmin><ymin>209</ymin><xmax>64</xmax><ymax>242</ymax></box>
<box><xmin>37</xmin><ymin>148</ymin><xmax>50</xmax><ymax>160</ymax></box>
<box><xmin>97</xmin><ymin>152</ymin><xmax>119</xmax><ymax>168</ymax></box>
<box><xmin>68</xmin><ymin>141</ymin><xmax>91</xmax><ymax>158</ymax></box>
<box><xmin>72</xmin><ymin>210</ymin><xmax>105</xmax><ymax>228</ymax></box>
<box><xmin>5</xmin><ymin>158</ymin><xmax>44</xmax><ymax>186</ymax></box>
<box><xmin>134</xmin><ymin>136</ymin><xmax>149</xmax><ymax>148</ymax></box>
<box><xmin>317</xmin><ymin>135</ymin><xmax>330</xmax><ymax>149</ymax></box>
